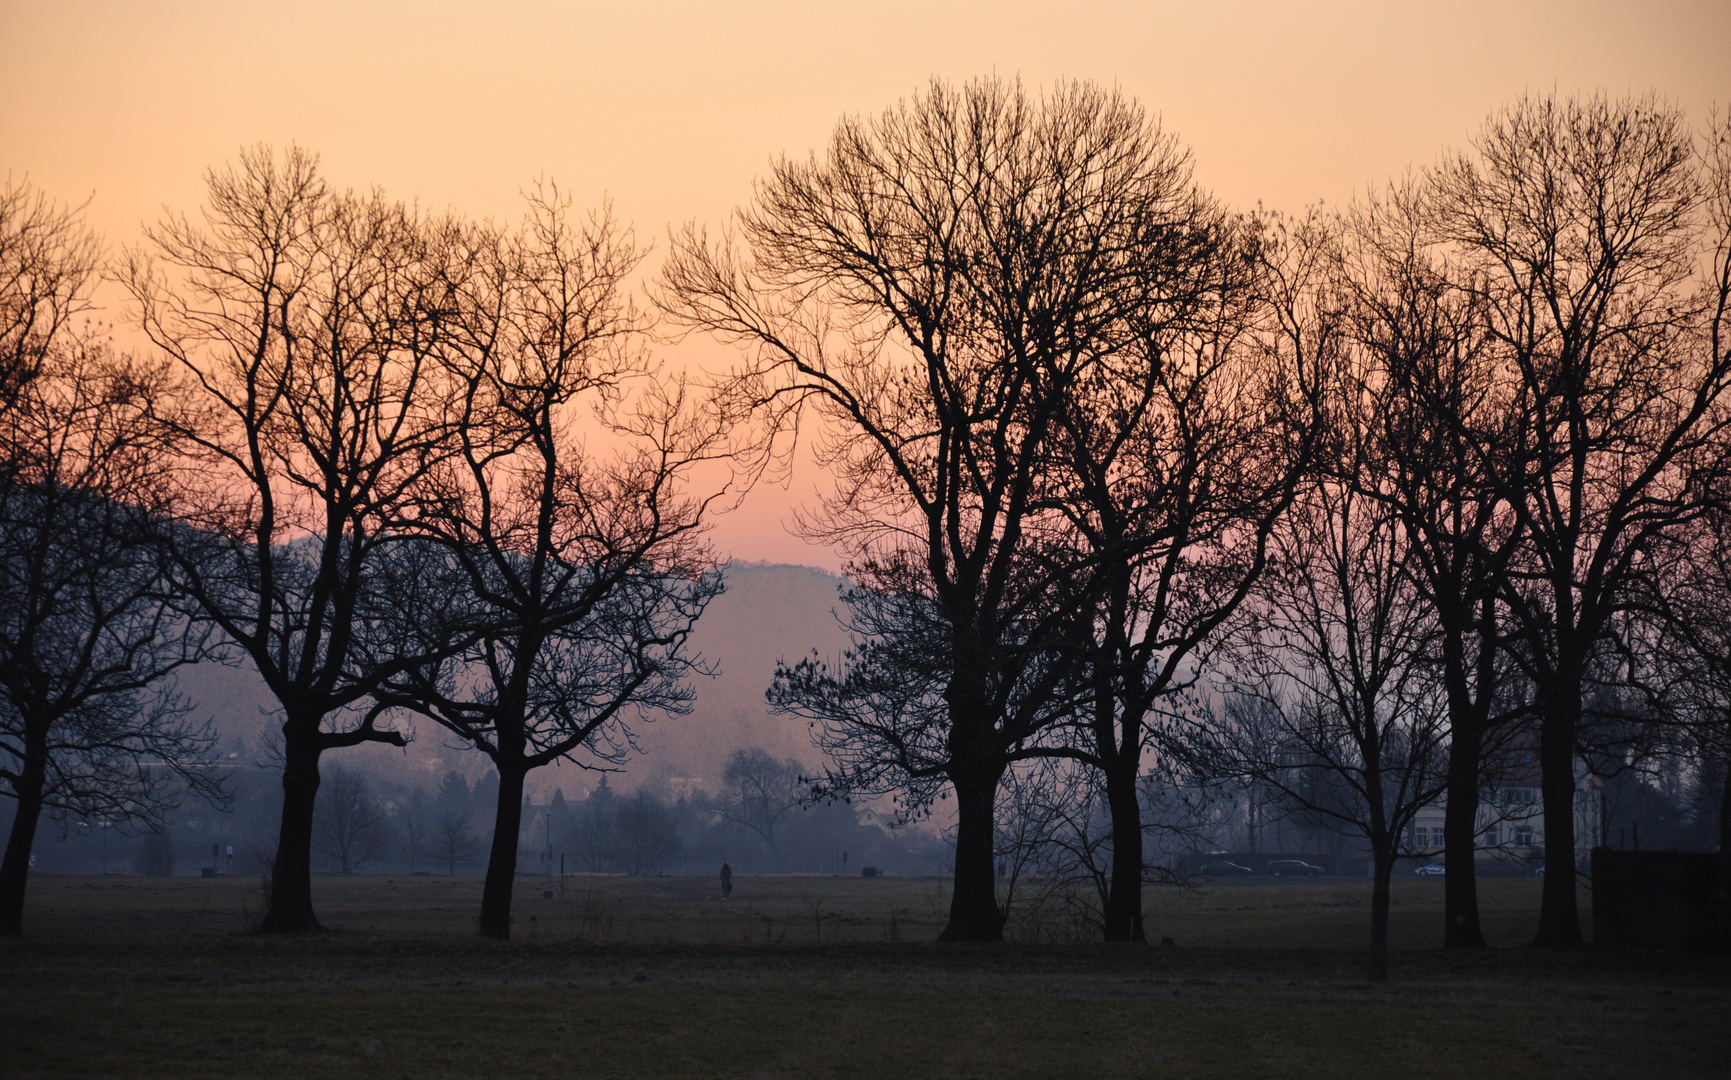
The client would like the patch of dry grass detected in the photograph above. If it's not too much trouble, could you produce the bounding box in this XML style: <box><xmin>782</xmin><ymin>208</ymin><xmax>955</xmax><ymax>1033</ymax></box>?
<box><xmin>1</xmin><ymin>873</ymin><xmax>1724</xmax><ymax>1079</ymax></box>
<box><xmin>4</xmin><ymin>871</ymin><xmax>1573</xmax><ymax>948</ymax></box>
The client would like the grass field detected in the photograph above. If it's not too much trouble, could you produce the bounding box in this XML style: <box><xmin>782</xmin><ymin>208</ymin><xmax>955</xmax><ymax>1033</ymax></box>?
<box><xmin>2</xmin><ymin>872</ymin><xmax>1726</xmax><ymax>1078</ymax></box>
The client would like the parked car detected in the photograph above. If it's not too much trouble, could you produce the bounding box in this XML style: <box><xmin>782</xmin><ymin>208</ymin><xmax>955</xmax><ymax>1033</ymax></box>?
<box><xmin>1267</xmin><ymin>859</ymin><xmax>1324</xmax><ymax>877</ymax></box>
<box><xmin>1413</xmin><ymin>862</ymin><xmax>1446</xmax><ymax>877</ymax></box>
<box><xmin>1198</xmin><ymin>861</ymin><xmax>1254</xmax><ymax>876</ymax></box>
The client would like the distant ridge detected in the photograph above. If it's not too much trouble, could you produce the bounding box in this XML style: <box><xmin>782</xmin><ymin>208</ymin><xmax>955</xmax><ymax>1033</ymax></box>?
<box><xmin>625</xmin><ymin>562</ymin><xmax>854</xmax><ymax>792</ymax></box>
<box><xmin>722</xmin><ymin>558</ymin><xmax>845</xmax><ymax>576</ymax></box>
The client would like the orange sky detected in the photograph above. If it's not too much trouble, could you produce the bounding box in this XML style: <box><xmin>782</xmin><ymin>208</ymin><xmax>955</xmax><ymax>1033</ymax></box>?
<box><xmin>3</xmin><ymin>0</ymin><xmax>1727</xmax><ymax>569</ymax></box>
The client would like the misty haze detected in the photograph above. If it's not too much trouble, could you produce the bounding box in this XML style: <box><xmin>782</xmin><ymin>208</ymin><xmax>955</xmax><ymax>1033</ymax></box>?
<box><xmin>3</xmin><ymin>6</ymin><xmax>1728</xmax><ymax>1079</ymax></box>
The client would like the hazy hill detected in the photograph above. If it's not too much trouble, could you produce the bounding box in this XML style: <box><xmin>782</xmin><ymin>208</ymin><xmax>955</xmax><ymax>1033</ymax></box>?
<box><xmin>170</xmin><ymin>563</ymin><xmax>854</xmax><ymax>801</ymax></box>
<box><xmin>625</xmin><ymin>562</ymin><xmax>852</xmax><ymax>794</ymax></box>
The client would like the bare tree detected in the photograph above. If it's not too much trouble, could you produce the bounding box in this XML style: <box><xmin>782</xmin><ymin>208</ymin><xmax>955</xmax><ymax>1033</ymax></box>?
<box><xmin>990</xmin><ymin>757</ymin><xmax>1111</xmax><ymax>940</ymax></box>
<box><xmin>312</xmin><ymin>764</ymin><xmax>390</xmax><ymax>873</ymax></box>
<box><xmin>565</xmin><ymin>778</ymin><xmax>617</xmax><ymax>873</ymax></box>
<box><xmin>426</xmin><ymin>770</ymin><xmax>480</xmax><ymax>875</ymax></box>
<box><xmin>1426</xmin><ymin>96</ymin><xmax>1731</xmax><ymax>945</ymax></box>
<box><xmin>1187</xmin><ymin>444</ymin><xmax>1449</xmax><ymax>982</ymax></box>
<box><xmin>666</xmin><ymin>77</ymin><xmax>1225</xmax><ymax>942</ymax></box>
<box><xmin>0</xmin><ymin>180</ymin><xmax>100</xmax><ymax>410</ymax></box>
<box><xmin>987</xmin><ymin>757</ymin><xmax>1207</xmax><ymax>943</ymax></box>
<box><xmin>1642</xmin><ymin>490</ymin><xmax>1731</xmax><ymax>929</ymax></box>
<box><xmin>432</xmin><ymin>805</ymin><xmax>478</xmax><ymax>875</ymax></box>
<box><xmin>613</xmin><ymin>788</ymin><xmax>680</xmax><ymax>876</ymax></box>
<box><xmin>1037</xmin><ymin>207</ymin><xmax>1323</xmax><ymax>942</ymax></box>
<box><xmin>0</xmin><ymin>330</ymin><xmax>222</xmax><ymax>935</ymax></box>
<box><xmin>124</xmin><ymin>146</ymin><xmax>465</xmax><ymax>931</ymax></box>
<box><xmin>711</xmin><ymin>747</ymin><xmax>804</xmax><ymax>858</ymax></box>
<box><xmin>372</xmin><ymin>189</ymin><xmax>729</xmax><ymax>939</ymax></box>
<box><xmin>392</xmin><ymin>785</ymin><xmax>433</xmax><ymax>872</ymax></box>
<box><xmin>1328</xmin><ymin>181</ymin><xmax>1531</xmax><ymax>949</ymax></box>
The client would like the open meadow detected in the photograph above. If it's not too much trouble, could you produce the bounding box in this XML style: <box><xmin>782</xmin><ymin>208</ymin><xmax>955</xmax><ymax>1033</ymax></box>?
<box><xmin>2</xmin><ymin>873</ymin><xmax>1726</xmax><ymax>1079</ymax></box>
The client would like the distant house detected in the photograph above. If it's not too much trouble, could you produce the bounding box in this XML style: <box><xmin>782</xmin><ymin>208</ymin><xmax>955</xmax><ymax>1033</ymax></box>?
<box><xmin>1406</xmin><ymin>747</ymin><xmax>1599</xmax><ymax>869</ymax></box>
<box><xmin>854</xmin><ymin>806</ymin><xmax>898</xmax><ymax>835</ymax></box>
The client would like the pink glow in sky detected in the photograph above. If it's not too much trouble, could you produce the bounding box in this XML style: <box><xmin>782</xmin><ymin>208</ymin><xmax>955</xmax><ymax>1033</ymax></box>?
<box><xmin>4</xmin><ymin>0</ymin><xmax>1727</xmax><ymax>569</ymax></box>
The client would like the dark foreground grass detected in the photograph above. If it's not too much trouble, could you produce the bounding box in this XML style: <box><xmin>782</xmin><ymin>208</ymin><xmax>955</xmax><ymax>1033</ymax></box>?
<box><xmin>2</xmin><ymin>874</ymin><xmax>1726</xmax><ymax>1079</ymax></box>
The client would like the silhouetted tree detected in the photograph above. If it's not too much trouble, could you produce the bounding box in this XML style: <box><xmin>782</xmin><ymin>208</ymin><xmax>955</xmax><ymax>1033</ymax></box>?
<box><xmin>613</xmin><ymin>788</ymin><xmax>680</xmax><ymax>875</ymax></box>
<box><xmin>566</xmin><ymin>776</ymin><xmax>617</xmax><ymax>873</ymax></box>
<box><xmin>1186</xmin><ymin>435</ymin><xmax>1449</xmax><ymax>982</ymax></box>
<box><xmin>392</xmin><ymin>785</ymin><xmax>432</xmax><ymax>872</ymax></box>
<box><xmin>1330</xmin><ymin>180</ymin><xmax>1530</xmax><ymax>949</ymax></box>
<box><xmin>432</xmin><ymin>805</ymin><xmax>478</xmax><ymax>875</ymax></box>
<box><xmin>431</xmin><ymin>771</ymin><xmax>479</xmax><ymax>874</ymax></box>
<box><xmin>1426</xmin><ymin>95</ymin><xmax>1731</xmax><ymax>945</ymax></box>
<box><xmin>312</xmin><ymin>764</ymin><xmax>390</xmax><ymax>873</ymax></box>
<box><xmin>1644</xmin><ymin>488</ymin><xmax>1731</xmax><ymax>928</ymax></box>
<box><xmin>666</xmin><ymin>77</ymin><xmax>1226</xmax><ymax>942</ymax></box>
<box><xmin>1039</xmin><ymin>207</ymin><xmax>1323</xmax><ymax>942</ymax></box>
<box><xmin>0</xmin><ymin>180</ymin><xmax>100</xmax><ymax>410</ymax></box>
<box><xmin>0</xmin><ymin>327</ymin><xmax>222</xmax><ymax>935</ymax></box>
<box><xmin>711</xmin><ymin>747</ymin><xmax>804</xmax><ymax>858</ymax></box>
<box><xmin>124</xmin><ymin>146</ymin><xmax>466</xmax><ymax>931</ymax></box>
<box><xmin>372</xmin><ymin>188</ymin><xmax>729</xmax><ymax>938</ymax></box>
<box><xmin>990</xmin><ymin>757</ymin><xmax>1111</xmax><ymax>937</ymax></box>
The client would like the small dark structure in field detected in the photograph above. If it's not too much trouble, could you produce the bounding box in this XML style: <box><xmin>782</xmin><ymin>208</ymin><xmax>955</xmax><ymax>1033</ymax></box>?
<box><xmin>1591</xmin><ymin>848</ymin><xmax>1727</xmax><ymax>952</ymax></box>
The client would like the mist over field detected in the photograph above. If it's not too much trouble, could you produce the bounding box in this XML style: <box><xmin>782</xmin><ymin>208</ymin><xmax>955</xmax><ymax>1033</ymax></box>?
<box><xmin>166</xmin><ymin>562</ymin><xmax>852</xmax><ymax>799</ymax></box>
<box><xmin>0</xmin><ymin>563</ymin><xmax>923</xmax><ymax>883</ymax></box>
<box><xmin>4</xmin><ymin>13</ymin><xmax>1730</xmax><ymax>1076</ymax></box>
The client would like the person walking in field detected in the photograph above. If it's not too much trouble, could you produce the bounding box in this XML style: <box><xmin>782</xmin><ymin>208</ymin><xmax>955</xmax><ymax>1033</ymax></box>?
<box><xmin>720</xmin><ymin>862</ymin><xmax>733</xmax><ymax>899</ymax></box>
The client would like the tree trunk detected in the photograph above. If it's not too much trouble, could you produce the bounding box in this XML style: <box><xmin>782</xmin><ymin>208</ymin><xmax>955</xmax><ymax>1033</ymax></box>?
<box><xmin>1533</xmin><ymin>683</ymin><xmax>1583</xmax><ymax>947</ymax></box>
<box><xmin>261</xmin><ymin>727</ymin><xmax>323</xmax><ymax>932</ymax></box>
<box><xmin>938</xmin><ymin>761</ymin><xmax>1004</xmax><ymax>943</ymax></box>
<box><xmin>0</xmin><ymin>734</ymin><xmax>48</xmax><ymax>936</ymax></box>
<box><xmin>1369</xmin><ymin>841</ymin><xmax>1395</xmax><ymax>983</ymax></box>
<box><xmin>1442</xmin><ymin>724</ymin><xmax>1487</xmax><ymax>949</ymax></box>
<box><xmin>1102</xmin><ymin>761</ymin><xmax>1146</xmax><ymax>943</ymax></box>
<box><xmin>479</xmin><ymin>762</ymin><xmax>526</xmax><ymax>940</ymax></box>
